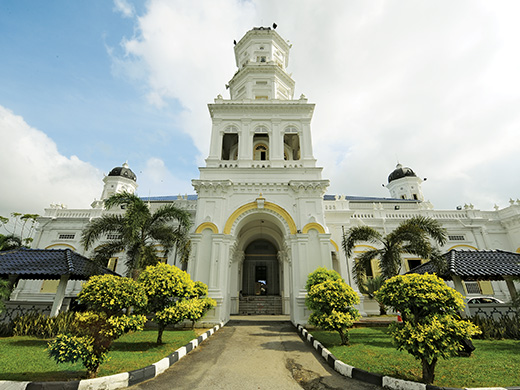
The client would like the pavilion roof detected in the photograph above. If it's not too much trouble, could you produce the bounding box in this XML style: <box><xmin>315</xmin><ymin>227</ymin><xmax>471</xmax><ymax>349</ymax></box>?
<box><xmin>0</xmin><ymin>247</ymin><xmax>119</xmax><ymax>280</ymax></box>
<box><xmin>408</xmin><ymin>249</ymin><xmax>520</xmax><ymax>281</ymax></box>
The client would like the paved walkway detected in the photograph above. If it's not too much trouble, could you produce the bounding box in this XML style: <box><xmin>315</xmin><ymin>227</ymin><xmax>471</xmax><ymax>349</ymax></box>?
<box><xmin>129</xmin><ymin>315</ymin><xmax>382</xmax><ymax>390</ymax></box>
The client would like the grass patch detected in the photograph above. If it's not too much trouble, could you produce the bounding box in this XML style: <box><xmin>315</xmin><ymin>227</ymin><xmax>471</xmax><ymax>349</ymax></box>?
<box><xmin>0</xmin><ymin>329</ymin><xmax>198</xmax><ymax>382</ymax></box>
<box><xmin>312</xmin><ymin>327</ymin><xmax>520</xmax><ymax>388</ymax></box>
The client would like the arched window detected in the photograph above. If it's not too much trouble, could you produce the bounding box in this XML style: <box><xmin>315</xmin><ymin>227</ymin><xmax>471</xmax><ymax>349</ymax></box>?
<box><xmin>253</xmin><ymin>127</ymin><xmax>269</xmax><ymax>161</ymax></box>
<box><xmin>222</xmin><ymin>126</ymin><xmax>239</xmax><ymax>160</ymax></box>
<box><xmin>283</xmin><ymin>127</ymin><xmax>300</xmax><ymax>160</ymax></box>
<box><xmin>254</xmin><ymin>143</ymin><xmax>268</xmax><ymax>161</ymax></box>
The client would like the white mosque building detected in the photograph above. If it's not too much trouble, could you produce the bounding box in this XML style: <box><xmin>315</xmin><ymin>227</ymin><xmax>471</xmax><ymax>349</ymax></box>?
<box><xmin>12</xmin><ymin>27</ymin><xmax>520</xmax><ymax>325</ymax></box>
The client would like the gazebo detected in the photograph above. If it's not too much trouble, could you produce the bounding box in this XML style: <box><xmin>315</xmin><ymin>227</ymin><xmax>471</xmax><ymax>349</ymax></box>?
<box><xmin>0</xmin><ymin>247</ymin><xmax>119</xmax><ymax>317</ymax></box>
<box><xmin>409</xmin><ymin>249</ymin><xmax>520</xmax><ymax>316</ymax></box>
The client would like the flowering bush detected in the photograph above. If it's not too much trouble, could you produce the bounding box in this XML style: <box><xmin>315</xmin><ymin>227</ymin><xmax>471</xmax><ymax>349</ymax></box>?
<box><xmin>305</xmin><ymin>268</ymin><xmax>360</xmax><ymax>345</ymax></box>
<box><xmin>47</xmin><ymin>275</ymin><xmax>147</xmax><ymax>378</ymax></box>
<box><xmin>376</xmin><ymin>274</ymin><xmax>480</xmax><ymax>384</ymax></box>
<box><xmin>138</xmin><ymin>263</ymin><xmax>215</xmax><ymax>343</ymax></box>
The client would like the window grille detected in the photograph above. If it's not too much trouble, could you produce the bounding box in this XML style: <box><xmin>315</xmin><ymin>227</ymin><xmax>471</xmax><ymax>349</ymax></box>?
<box><xmin>58</xmin><ymin>234</ymin><xmax>75</xmax><ymax>240</ymax></box>
<box><xmin>464</xmin><ymin>281</ymin><xmax>481</xmax><ymax>294</ymax></box>
<box><xmin>448</xmin><ymin>235</ymin><xmax>465</xmax><ymax>241</ymax></box>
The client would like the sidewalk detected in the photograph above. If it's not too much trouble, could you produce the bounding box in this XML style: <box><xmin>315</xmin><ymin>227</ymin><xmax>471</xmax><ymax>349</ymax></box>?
<box><xmin>128</xmin><ymin>315</ymin><xmax>382</xmax><ymax>390</ymax></box>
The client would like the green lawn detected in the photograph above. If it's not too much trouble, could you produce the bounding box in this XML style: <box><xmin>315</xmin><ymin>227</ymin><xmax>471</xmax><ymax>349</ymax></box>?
<box><xmin>312</xmin><ymin>327</ymin><xmax>520</xmax><ymax>388</ymax></box>
<box><xmin>0</xmin><ymin>329</ymin><xmax>198</xmax><ymax>382</ymax></box>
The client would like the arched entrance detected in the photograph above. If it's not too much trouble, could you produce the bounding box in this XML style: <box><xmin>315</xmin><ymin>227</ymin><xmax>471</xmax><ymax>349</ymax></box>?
<box><xmin>241</xmin><ymin>239</ymin><xmax>280</xmax><ymax>296</ymax></box>
<box><xmin>229</xmin><ymin>208</ymin><xmax>290</xmax><ymax>315</ymax></box>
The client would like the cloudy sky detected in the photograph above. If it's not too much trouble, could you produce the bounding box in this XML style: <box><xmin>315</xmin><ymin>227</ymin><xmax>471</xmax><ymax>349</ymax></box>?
<box><xmin>1</xmin><ymin>0</ymin><xmax>520</xmax><ymax>219</ymax></box>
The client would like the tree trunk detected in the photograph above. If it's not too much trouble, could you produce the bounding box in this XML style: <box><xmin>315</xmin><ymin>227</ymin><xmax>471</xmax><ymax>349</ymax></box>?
<box><xmin>86</xmin><ymin>365</ymin><xmax>100</xmax><ymax>379</ymax></box>
<box><xmin>157</xmin><ymin>323</ymin><xmax>165</xmax><ymax>344</ymax></box>
<box><xmin>338</xmin><ymin>329</ymin><xmax>350</xmax><ymax>345</ymax></box>
<box><xmin>378</xmin><ymin>302</ymin><xmax>387</xmax><ymax>315</ymax></box>
<box><xmin>421</xmin><ymin>357</ymin><xmax>437</xmax><ymax>384</ymax></box>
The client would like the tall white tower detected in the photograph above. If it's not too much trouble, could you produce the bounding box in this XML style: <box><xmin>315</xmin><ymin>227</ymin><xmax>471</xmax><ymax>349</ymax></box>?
<box><xmin>190</xmin><ymin>27</ymin><xmax>334</xmax><ymax>325</ymax></box>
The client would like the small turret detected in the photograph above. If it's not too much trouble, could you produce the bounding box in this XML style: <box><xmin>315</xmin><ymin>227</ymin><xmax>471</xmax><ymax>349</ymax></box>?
<box><xmin>92</xmin><ymin>163</ymin><xmax>138</xmax><ymax>208</ymax></box>
<box><xmin>386</xmin><ymin>163</ymin><xmax>425</xmax><ymax>201</ymax></box>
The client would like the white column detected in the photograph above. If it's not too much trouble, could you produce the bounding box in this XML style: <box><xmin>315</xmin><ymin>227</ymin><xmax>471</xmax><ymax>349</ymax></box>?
<box><xmin>50</xmin><ymin>274</ymin><xmax>69</xmax><ymax>317</ymax></box>
<box><xmin>452</xmin><ymin>275</ymin><xmax>471</xmax><ymax>318</ymax></box>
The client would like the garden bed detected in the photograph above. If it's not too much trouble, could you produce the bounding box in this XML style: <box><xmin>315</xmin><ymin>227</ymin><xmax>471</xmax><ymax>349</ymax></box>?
<box><xmin>0</xmin><ymin>329</ymin><xmax>198</xmax><ymax>382</ymax></box>
<box><xmin>312</xmin><ymin>327</ymin><xmax>520</xmax><ymax>388</ymax></box>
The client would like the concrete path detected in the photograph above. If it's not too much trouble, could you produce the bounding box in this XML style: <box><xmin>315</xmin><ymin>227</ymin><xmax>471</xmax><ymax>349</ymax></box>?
<box><xmin>128</xmin><ymin>315</ymin><xmax>382</xmax><ymax>390</ymax></box>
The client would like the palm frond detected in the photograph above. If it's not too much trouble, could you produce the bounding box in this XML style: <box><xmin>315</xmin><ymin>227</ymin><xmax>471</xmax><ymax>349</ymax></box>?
<box><xmin>80</xmin><ymin>215</ymin><xmax>125</xmax><ymax>250</ymax></box>
<box><xmin>404</xmin><ymin>216</ymin><xmax>447</xmax><ymax>246</ymax></box>
<box><xmin>89</xmin><ymin>240</ymin><xmax>125</xmax><ymax>266</ymax></box>
<box><xmin>151</xmin><ymin>204</ymin><xmax>192</xmax><ymax>230</ymax></box>
<box><xmin>341</xmin><ymin>226</ymin><xmax>383</xmax><ymax>258</ymax></box>
<box><xmin>352</xmin><ymin>249</ymin><xmax>380</xmax><ymax>285</ymax></box>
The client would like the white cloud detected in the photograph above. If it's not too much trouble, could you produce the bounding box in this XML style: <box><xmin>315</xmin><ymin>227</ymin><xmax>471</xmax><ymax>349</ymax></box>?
<box><xmin>113</xmin><ymin>0</ymin><xmax>135</xmax><ymax>18</ymax></box>
<box><xmin>0</xmin><ymin>106</ymin><xmax>101</xmax><ymax>217</ymax></box>
<box><xmin>113</xmin><ymin>0</ymin><xmax>520</xmax><ymax>210</ymax></box>
<box><xmin>137</xmin><ymin>157</ymin><xmax>192</xmax><ymax>197</ymax></box>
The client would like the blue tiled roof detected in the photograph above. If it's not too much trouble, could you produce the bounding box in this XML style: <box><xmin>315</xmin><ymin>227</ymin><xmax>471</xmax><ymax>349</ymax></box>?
<box><xmin>324</xmin><ymin>194</ymin><xmax>419</xmax><ymax>202</ymax></box>
<box><xmin>0</xmin><ymin>248</ymin><xmax>119</xmax><ymax>280</ymax></box>
<box><xmin>141</xmin><ymin>194</ymin><xmax>414</xmax><ymax>203</ymax></box>
<box><xmin>408</xmin><ymin>250</ymin><xmax>520</xmax><ymax>281</ymax></box>
<box><xmin>140</xmin><ymin>195</ymin><xmax>198</xmax><ymax>201</ymax></box>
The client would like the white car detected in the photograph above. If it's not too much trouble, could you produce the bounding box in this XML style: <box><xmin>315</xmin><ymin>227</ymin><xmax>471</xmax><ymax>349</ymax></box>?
<box><xmin>467</xmin><ymin>297</ymin><xmax>504</xmax><ymax>304</ymax></box>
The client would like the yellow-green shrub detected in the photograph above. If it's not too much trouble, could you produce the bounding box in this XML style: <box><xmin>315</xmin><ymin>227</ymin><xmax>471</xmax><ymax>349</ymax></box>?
<box><xmin>376</xmin><ymin>274</ymin><xmax>480</xmax><ymax>384</ymax></box>
<box><xmin>305</xmin><ymin>268</ymin><xmax>360</xmax><ymax>345</ymax></box>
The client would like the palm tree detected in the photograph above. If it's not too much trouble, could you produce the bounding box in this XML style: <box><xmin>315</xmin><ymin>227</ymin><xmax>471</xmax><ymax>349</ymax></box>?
<box><xmin>81</xmin><ymin>192</ymin><xmax>192</xmax><ymax>278</ymax></box>
<box><xmin>359</xmin><ymin>275</ymin><xmax>387</xmax><ymax>315</ymax></box>
<box><xmin>342</xmin><ymin>216</ymin><xmax>447</xmax><ymax>284</ymax></box>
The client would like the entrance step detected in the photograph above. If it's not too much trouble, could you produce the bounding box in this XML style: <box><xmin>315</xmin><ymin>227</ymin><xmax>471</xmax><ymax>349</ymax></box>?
<box><xmin>239</xmin><ymin>296</ymin><xmax>282</xmax><ymax>315</ymax></box>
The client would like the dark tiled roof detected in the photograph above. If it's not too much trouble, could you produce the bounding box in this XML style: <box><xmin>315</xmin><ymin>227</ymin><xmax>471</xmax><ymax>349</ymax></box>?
<box><xmin>0</xmin><ymin>248</ymin><xmax>119</xmax><ymax>280</ymax></box>
<box><xmin>408</xmin><ymin>250</ymin><xmax>520</xmax><ymax>281</ymax></box>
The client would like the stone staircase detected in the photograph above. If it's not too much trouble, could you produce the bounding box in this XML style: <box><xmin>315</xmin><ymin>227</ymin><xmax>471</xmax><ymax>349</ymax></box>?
<box><xmin>239</xmin><ymin>296</ymin><xmax>283</xmax><ymax>315</ymax></box>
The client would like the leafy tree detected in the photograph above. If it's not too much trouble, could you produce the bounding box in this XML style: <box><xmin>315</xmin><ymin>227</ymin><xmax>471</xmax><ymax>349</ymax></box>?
<box><xmin>81</xmin><ymin>192</ymin><xmax>192</xmax><ymax>278</ymax></box>
<box><xmin>342</xmin><ymin>216</ymin><xmax>447</xmax><ymax>283</ymax></box>
<box><xmin>0</xmin><ymin>279</ymin><xmax>12</xmax><ymax>314</ymax></box>
<box><xmin>0</xmin><ymin>234</ymin><xmax>22</xmax><ymax>251</ymax></box>
<box><xmin>0</xmin><ymin>213</ymin><xmax>39</xmax><ymax>247</ymax></box>
<box><xmin>305</xmin><ymin>267</ymin><xmax>360</xmax><ymax>345</ymax></box>
<box><xmin>375</xmin><ymin>273</ymin><xmax>481</xmax><ymax>384</ymax></box>
<box><xmin>137</xmin><ymin>263</ymin><xmax>216</xmax><ymax>344</ymax></box>
<box><xmin>48</xmin><ymin>275</ymin><xmax>147</xmax><ymax>378</ymax></box>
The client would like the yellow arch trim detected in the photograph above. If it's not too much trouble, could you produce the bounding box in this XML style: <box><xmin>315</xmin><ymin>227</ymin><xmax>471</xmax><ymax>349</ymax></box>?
<box><xmin>330</xmin><ymin>239</ymin><xmax>339</xmax><ymax>252</ymax></box>
<box><xmin>448</xmin><ymin>244</ymin><xmax>478</xmax><ymax>251</ymax></box>
<box><xmin>302</xmin><ymin>222</ymin><xmax>326</xmax><ymax>234</ymax></box>
<box><xmin>353</xmin><ymin>244</ymin><xmax>378</xmax><ymax>253</ymax></box>
<box><xmin>223</xmin><ymin>201</ymin><xmax>297</xmax><ymax>235</ymax></box>
<box><xmin>195</xmin><ymin>222</ymin><xmax>219</xmax><ymax>234</ymax></box>
<box><xmin>45</xmin><ymin>243</ymin><xmax>76</xmax><ymax>250</ymax></box>
<box><xmin>516</xmin><ymin>247</ymin><xmax>520</xmax><ymax>254</ymax></box>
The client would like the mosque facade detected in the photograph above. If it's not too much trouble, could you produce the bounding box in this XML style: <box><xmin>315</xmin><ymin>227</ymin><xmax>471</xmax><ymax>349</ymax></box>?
<box><xmin>13</xmin><ymin>27</ymin><xmax>520</xmax><ymax>324</ymax></box>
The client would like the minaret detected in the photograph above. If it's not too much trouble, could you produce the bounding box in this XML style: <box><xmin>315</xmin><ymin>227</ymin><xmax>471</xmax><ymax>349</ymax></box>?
<box><xmin>204</xmin><ymin>26</ymin><xmax>318</xmax><ymax>170</ymax></box>
<box><xmin>191</xmin><ymin>27</ymin><xmax>332</xmax><ymax>325</ymax></box>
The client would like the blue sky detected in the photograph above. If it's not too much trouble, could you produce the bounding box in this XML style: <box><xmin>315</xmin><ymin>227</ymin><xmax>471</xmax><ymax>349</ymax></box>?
<box><xmin>0</xmin><ymin>1</ymin><xmax>198</xmax><ymax>201</ymax></box>
<box><xmin>1</xmin><ymin>0</ymin><xmax>520</xmax><ymax>218</ymax></box>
